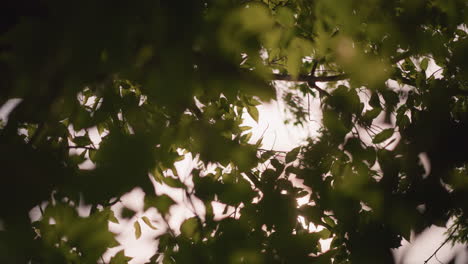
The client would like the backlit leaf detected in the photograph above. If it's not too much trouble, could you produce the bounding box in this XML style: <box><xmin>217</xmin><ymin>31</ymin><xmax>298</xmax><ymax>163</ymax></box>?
<box><xmin>109</xmin><ymin>250</ymin><xmax>132</xmax><ymax>264</ymax></box>
<box><xmin>420</xmin><ymin>58</ymin><xmax>429</xmax><ymax>71</ymax></box>
<box><xmin>286</xmin><ymin>147</ymin><xmax>300</xmax><ymax>163</ymax></box>
<box><xmin>247</xmin><ymin>105</ymin><xmax>259</xmax><ymax>123</ymax></box>
<box><xmin>180</xmin><ymin>217</ymin><xmax>199</xmax><ymax>241</ymax></box>
<box><xmin>141</xmin><ymin>216</ymin><xmax>157</xmax><ymax>230</ymax></box>
<box><xmin>134</xmin><ymin>220</ymin><xmax>142</xmax><ymax>239</ymax></box>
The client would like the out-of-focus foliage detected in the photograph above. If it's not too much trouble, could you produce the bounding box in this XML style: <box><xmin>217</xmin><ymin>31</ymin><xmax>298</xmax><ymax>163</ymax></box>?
<box><xmin>0</xmin><ymin>0</ymin><xmax>467</xmax><ymax>263</ymax></box>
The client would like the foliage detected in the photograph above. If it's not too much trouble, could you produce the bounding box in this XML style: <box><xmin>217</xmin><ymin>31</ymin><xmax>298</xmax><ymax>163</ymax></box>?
<box><xmin>0</xmin><ymin>0</ymin><xmax>467</xmax><ymax>263</ymax></box>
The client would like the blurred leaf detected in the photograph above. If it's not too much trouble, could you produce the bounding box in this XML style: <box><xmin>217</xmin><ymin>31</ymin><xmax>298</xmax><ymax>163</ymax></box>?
<box><xmin>247</xmin><ymin>105</ymin><xmax>259</xmax><ymax>123</ymax></box>
<box><xmin>362</xmin><ymin>108</ymin><xmax>382</xmax><ymax>123</ymax></box>
<box><xmin>260</xmin><ymin>150</ymin><xmax>275</xmax><ymax>162</ymax></box>
<box><xmin>420</xmin><ymin>58</ymin><xmax>429</xmax><ymax>71</ymax></box>
<box><xmin>276</xmin><ymin>7</ymin><xmax>295</xmax><ymax>27</ymax></box>
<box><xmin>105</xmin><ymin>209</ymin><xmax>119</xmax><ymax>224</ymax></box>
<box><xmin>141</xmin><ymin>216</ymin><xmax>157</xmax><ymax>230</ymax></box>
<box><xmin>286</xmin><ymin>147</ymin><xmax>300</xmax><ymax>163</ymax></box>
<box><xmin>121</xmin><ymin>207</ymin><xmax>136</xmax><ymax>219</ymax></box>
<box><xmin>134</xmin><ymin>220</ymin><xmax>142</xmax><ymax>239</ymax></box>
<box><xmin>145</xmin><ymin>195</ymin><xmax>175</xmax><ymax>215</ymax></box>
<box><xmin>180</xmin><ymin>217</ymin><xmax>200</xmax><ymax>241</ymax></box>
<box><xmin>372</xmin><ymin>128</ymin><xmax>394</xmax><ymax>144</ymax></box>
<box><xmin>318</xmin><ymin>229</ymin><xmax>331</xmax><ymax>239</ymax></box>
<box><xmin>73</xmin><ymin>136</ymin><xmax>92</xmax><ymax>146</ymax></box>
<box><xmin>89</xmin><ymin>148</ymin><xmax>98</xmax><ymax>162</ymax></box>
<box><xmin>162</xmin><ymin>176</ymin><xmax>185</xmax><ymax>189</ymax></box>
<box><xmin>299</xmin><ymin>205</ymin><xmax>323</xmax><ymax>225</ymax></box>
<box><xmin>110</xmin><ymin>250</ymin><xmax>132</xmax><ymax>264</ymax></box>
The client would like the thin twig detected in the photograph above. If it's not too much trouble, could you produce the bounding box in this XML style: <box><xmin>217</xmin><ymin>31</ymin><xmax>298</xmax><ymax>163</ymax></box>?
<box><xmin>185</xmin><ymin>189</ymin><xmax>202</xmax><ymax>222</ymax></box>
<box><xmin>68</xmin><ymin>146</ymin><xmax>95</xmax><ymax>150</ymax></box>
<box><xmin>161</xmin><ymin>214</ymin><xmax>176</xmax><ymax>238</ymax></box>
<box><xmin>104</xmin><ymin>198</ymin><xmax>121</xmax><ymax>207</ymax></box>
<box><xmin>310</xmin><ymin>60</ymin><xmax>319</xmax><ymax>76</ymax></box>
<box><xmin>423</xmin><ymin>224</ymin><xmax>459</xmax><ymax>264</ymax></box>
<box><xmin>353</xmin><ymin>125</ymin><xmax>363</xmax><ymax>142</ymax></box>
<box><xmin>427</xmin><ymin>67</ymin><xmax>444</xmax><ymax>80</ymax></box>
<box><xmin>256</xmin><ymin>124</ymin><xmax>270</xmax><ymax>147</ymax></box>
<box><xmin>272</xmin><ymin>73</ymin><xmax>348</xmax><ymax>83</ymax></box>
<box><xmin>258</xmin><ymin>148</ymin><xmax>288</xmax><ymax>153</ymax></box>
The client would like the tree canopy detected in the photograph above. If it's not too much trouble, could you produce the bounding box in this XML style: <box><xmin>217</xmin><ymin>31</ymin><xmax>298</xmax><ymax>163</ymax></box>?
<box><xmin>1</xmin><ymin>0</ymin><xmax>467</xmax><ymax>263</ymax></box>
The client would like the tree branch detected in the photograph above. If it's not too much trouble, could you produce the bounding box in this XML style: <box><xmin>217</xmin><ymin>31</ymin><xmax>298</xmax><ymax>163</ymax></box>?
<box><xmin>271</xmin><ymin>73</ymin><xmax>349</xmax><ymax>83</ymax></box>
<box><xmin>423</xmin><ymin>224</ymin><xmax>459</xmax><ymax>264</ymax></box>
<box><xmin>258</xmin><ymin>148</ymin><xmax>288</xmax><ymax>153</ymax></box>
<box><xmin>269</xmin><ymin>50</ymin><xmax>409</xmax><ymax>84</ymax></box>
<box><xmin>68</xmin><ymin>146</ymin><xmax>95</xmax><ymax>150</ymax></box>
<box><xmin>310</xmin><ymin>60</ymin><xmax>319</xmax><ymax>76</ymax></box>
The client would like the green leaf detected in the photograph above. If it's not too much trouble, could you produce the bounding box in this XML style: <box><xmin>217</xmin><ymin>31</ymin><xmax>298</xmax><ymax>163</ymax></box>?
<box><xmin>106</xmin><ymin>209</ymin><xmax>119</xmax><ymax>224</ymax></box>
<box><xmin>330</xmin><ymin>160</ymin><xmax>342</xmax><ymax>177</ymax></box>
<box><xmin>295</xmin><ymin>190</ymin><xmax>309</xmax><ymax>198</ymax></box>
<box><xmin>396</xmin><ymin>114</ymin><xmax>410</xmax><ymax>129</ymax></box>
<box><xmin>97</xmin><ymin>123</ymin><xmax>106</xmax><ymax>135</ymax></box>
<box><xmin>317</xmin><ymin>229</ymin><xmax>331</xmax><ymax>239</ymax></box>
<box><xmin>141</xmin><ymin>216</ymin><xmax>157</xmax><ymax>230</ymax></box>
<box><xmin>246</xmin><ymin>97</ymin><xmax>262</xmax><ymax>106</ymax></box>
<box><xmin>68</xmin><ymin>154</ymin><xmax>83</xmax><ymax>166</ymax></box>
<box><xmin>121</xmin><ymin>207</ymin><xmax>136</xmax><ymax>219</ymax></box>
<box><xmin>369</xmin><ymin>92</ymin><xmax>381</xmax><ymax>108</ymax></box>
<box><xmin>134</xmin><ymin>220</ymin><xmax>142</xmax><ymax>239</ymax></box>
<box><xmin>163</xmin><ymin>176</ymin><xmax>185</xmax><ymax>188</ymax></box>
<box><xmin>362</xmin><ymin>108</ymin><xmax>382</xmax><ymax>123</ymax></box>
<box><xmin>180</xmin><ymin>217</ymin><xmax>199</xmax><ymax>240</ymax></box>
<box><xmin>372</xmin><ymin>128</ymin><xmax>394</xmax><ymax>144</ymax></box>
<box><xmin>255</xmin><ymin>136</ymin><xmax>263</xmax><ymax>148</ymax></box>
<box><xmin>247</xmin><ymin>105</ymin><xmax>259</xmax><ymax>123</ymax></box>
<box><xmin>174</xmin><ymin>155</ymin><xmax>185</xmax><ymax>162</ymax></box>
<box><xmin>276</xmin><ymin>7</ymin><xmax>295</xmax><ymax>27</ymax></box>
<box><xmin>109</xmin><ymin>250</ymin><xmax>132</xmax><ymax>264</ymax></box>
<box><xmin>270</xmin><ymin>159</ymin><xmax>284</xmax><ymax>172</ymax></box>
<box><xmin>73</xmin><ymin>135</ymin><xmax>92</xmax><ymax>146</ymax></box>
<box><xmin>240</xmin><ymin>132</ymin><xmax>253</xmax><ymax>143</ymax></box>
<box><xmin>456</xmin><ymin>29</ymin><xmax>467</xmax><ymax>37</ymax></box>
<box><xmin>89</xmin><ymin>149</ymin><xmax>97</xmax><ymax>162</ymax></box>
<box><xmin>145</xmin><ymin>195</ymin><xmax>175</xmax><ymax>215</ymax></box>
<box><xmin>322</xmin><ymin>215</ymin><xmax>336</xmax><ymax>227</ymax></box>
<box><xmin>286</xmin><ymin>147</ymin><xmax>300</xmax><ymax>163</ymax></box>
<box><xmin>260</xmin><ymin>150</ymin><xmax>275</xmax><ymax>162</ymax></box>
<box><xmin>299</xmin><ymin>205</ymin><xmax>322</xmax><ymax>225</ymax></box>
<box><xmin>152</xmin><ymin>167</ymin><xmax>164</xmax><ymax>183</ymax></box>
<box><xmin>420</xmin><ymin>58</ymin><xmax>429</xmax><ymax>71</ymax></box>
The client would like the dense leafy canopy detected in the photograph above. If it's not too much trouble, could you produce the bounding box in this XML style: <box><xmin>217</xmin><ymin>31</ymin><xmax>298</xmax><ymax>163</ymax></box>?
<box><xmin>1</xmin><ymin>0</ymin><xmax>467</xmax><ymax>263</ymax></box>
